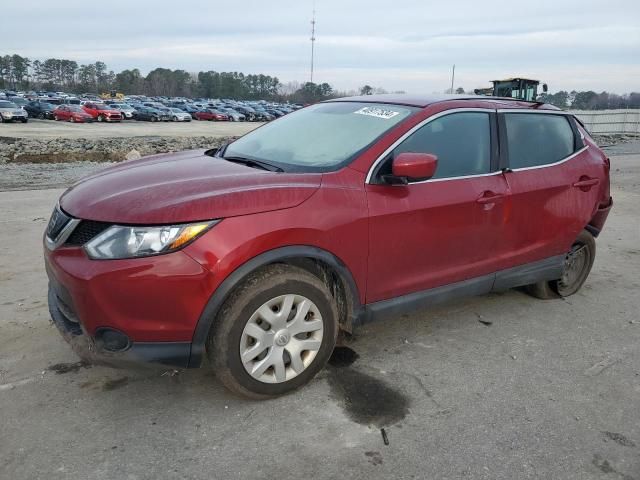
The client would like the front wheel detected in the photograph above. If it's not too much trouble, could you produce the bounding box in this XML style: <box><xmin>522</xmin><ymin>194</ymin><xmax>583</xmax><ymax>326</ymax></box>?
<box><xmin>525</xmin><ymin>230</ymin><xmax>596</xmax><ymax>299</ymax></box>
<box><xmin>97</xmin><ymin>115</ymin><xmax>104</xmax><ymax>122</ymax></box>
<box><xmin>207</xmin><ymin>264</ymin><xmax>338</xmax><ymax>399</ymax></box>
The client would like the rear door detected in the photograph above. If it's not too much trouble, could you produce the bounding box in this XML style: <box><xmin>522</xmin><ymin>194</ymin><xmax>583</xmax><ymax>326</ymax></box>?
<box><xmin>366</xmin><ymin>109</ymin><xmax>509</xmax><ymax>303</ymax></box>
<box><xmin>496</xmin><ymin>110</ymin><xmax>598</xmax><ymax>269</ymax></box>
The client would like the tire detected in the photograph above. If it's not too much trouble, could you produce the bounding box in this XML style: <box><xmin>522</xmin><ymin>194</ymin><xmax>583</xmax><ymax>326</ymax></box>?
<box><xmin>151</xmin><ymin>116</ymin><xmax>157</xmax><ymax>122</ymax></box>
<box><xmin>525</xmin><ymin>230</ymin><xmax>596</xmax><ymax>299</ymax></box>
<box><xmin>172</xmin><ymin>116</ymin><xmax>178</xmax><ymax>122</ymax></box>
<box><xmin>54</xmin><ymin>116</ymin><xmax>59</xmax><ymax>121</ymax></box>
<box><xmin>21</xmin><ymin>118</ymin><xmax>28</xmax><ymax>123</ymax></box>
<box><xmin>97</xmin><ymin>115</ymin><xmax>104</xmax><ymax>122</ymax></box>
<box><xmin>69</xmin><ymin>116</ymin><xmax>74</xmax><ymax>123</ymax></box>
<box><xmin>38</xmin><ymin>112</ymin><xmax>45</xmax><ymax>119</ymax></box>
<box><xmin>207</xmin><ymin>264</ymin><xmax>338</xmax><ymax>399</ymax></box>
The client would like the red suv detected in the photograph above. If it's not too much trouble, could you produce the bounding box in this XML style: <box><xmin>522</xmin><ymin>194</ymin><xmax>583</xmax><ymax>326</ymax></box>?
<box><xmin>82</xmin><ymin>102</ymin><xmax>122</xmax><ymax>122</ymax></box>
<box><xmin>44</xmin><ymin>95</ymin><xmax>612</xmax><ymax>398</ymax></box>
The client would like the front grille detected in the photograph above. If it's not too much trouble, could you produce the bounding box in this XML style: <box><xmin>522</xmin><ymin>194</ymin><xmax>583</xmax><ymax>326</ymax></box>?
<box><xmin>65</xmin><ymin>220</ymin><xmax>112</xmax><ymax>246</ymax></box>
<box><xmin>46</xmin><ymin>207</ymin><xmax>71</xmax><ymax>241</ymax></box>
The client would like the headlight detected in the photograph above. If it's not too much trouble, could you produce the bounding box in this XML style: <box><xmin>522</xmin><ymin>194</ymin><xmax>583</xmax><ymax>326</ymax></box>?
<box><xmin>85</xmin><ymin>221</ymin><xmax>219</xmax><ymax>260</ymax></box>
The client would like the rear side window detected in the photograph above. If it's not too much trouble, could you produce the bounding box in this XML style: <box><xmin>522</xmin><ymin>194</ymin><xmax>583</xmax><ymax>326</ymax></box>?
<box><xmin>392</xmin><ymin>112</ymin><xmax>491</xmax><ymax>179</ymax></box>
<box><xmin>505</xmin><ymin>114</ymin><xmax>575</xmax><ymax>169</ymax></box>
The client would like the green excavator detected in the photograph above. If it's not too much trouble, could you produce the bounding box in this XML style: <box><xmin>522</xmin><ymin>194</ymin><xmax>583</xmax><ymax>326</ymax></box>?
<box><xmin>474</xmin><ymin>78</ymin><xmax>548</xmax><ymax>101</ymax></box>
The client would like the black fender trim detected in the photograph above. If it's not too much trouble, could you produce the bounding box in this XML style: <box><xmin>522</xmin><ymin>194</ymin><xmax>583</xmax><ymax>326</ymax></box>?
<box><xmin>188</xmin><ymin>246</ymin><xmax>363</xmax><ymax>368</ymax></box>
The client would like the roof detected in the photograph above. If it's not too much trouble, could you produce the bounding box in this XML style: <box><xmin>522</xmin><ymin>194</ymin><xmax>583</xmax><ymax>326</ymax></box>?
<box><xmin>328</xmin><ymin>93</ymin><xmax>486</xmax><ymax>108</ymax></box>
<box><xmin>491</xmin><ymin>78</ymin><xmax>539</xmax><ymax>83</ymax></box>
<box><xmin>328</xmin><ymin>93</ymin><xmax>556</xmax><ymax>109</ymax></box>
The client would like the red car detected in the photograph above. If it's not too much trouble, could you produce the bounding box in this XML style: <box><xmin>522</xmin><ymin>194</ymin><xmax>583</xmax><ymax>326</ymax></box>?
<box><xmin>194</xmin><ymin>109</ymin><xmax>229</xmax><ymax>121</ymax></box>
<box><xmin>53</xmin><ymin>105</ymin><xmax>94</xmax><ymax>123</ymax></box>
<box><xmin>82</xmin><ymin>102</ymin><xmax>122</xmax><ymax>122</ymax></box>
<box><xmin>44</xmin><ymin>94</ymin><xmax>612</xmax><ymax>398</ymax></box>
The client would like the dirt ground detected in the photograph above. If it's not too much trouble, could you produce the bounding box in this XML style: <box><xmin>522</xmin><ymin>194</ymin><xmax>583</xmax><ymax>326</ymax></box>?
<box><xmin>0</xmin><ymin>118</ymin><xmax>260</xmax><ymax>139</ymax></box>
<box><xmin>0</xmin><ymin>148</ymin><xmax>639</xmax><ymax>479</ymax></box>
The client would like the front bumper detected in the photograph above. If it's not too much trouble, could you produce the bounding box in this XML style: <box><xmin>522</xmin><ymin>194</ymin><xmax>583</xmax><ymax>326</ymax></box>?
<box><xmin>48</xmin><ymin>286</ymin><xmax>191</xmax><ymax>368</ymax></box>
<box><xmin>44</xmin><ymin>239</ymin><xmax>215</xmax><ymax>368</ymax></box>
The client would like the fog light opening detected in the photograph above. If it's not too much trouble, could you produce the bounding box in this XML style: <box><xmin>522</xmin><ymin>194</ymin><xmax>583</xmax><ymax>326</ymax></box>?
<box><xmin>96</xmin><ymin>328</ymin><xmax>131</xmax><ymax>353</ymax></box>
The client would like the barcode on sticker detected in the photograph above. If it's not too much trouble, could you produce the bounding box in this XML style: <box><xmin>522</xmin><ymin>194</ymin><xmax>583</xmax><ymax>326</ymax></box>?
<box><xmin>354</xmin><ymin>107</ymin><xmax>400</xmax><ymax>120</ymax></box>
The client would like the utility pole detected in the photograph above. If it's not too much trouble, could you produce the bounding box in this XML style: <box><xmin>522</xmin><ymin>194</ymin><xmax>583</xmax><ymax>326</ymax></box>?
<box><xmin>450</xmin><ymin>64</ymin><xmax>455</xmax><ymax>94</ymax></box>
<box><xmin>310</xmin><ymin>0</ymin><xmax>316</xmax><ymax>84</ymax></box>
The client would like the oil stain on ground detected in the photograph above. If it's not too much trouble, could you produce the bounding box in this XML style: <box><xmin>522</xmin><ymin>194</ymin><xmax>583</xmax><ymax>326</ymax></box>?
<box><xmin>327</xmin><ymin>346</ymin><xmax>409</xmax><ymax>427</ymax></box>
<box><xmin>47</xmin><ymin>360</ymin><xmax>91</xmax><ymax>374</ymax></box>
<box><xmin>102</xmin><ymin>377</ymin><xmax>129</xmax><ymax>391</ymax></box>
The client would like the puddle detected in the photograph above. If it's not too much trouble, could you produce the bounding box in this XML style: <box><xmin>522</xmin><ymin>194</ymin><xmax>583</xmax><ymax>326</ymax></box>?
<box><xmin>328</xmin><ymin>346</ymin><xmax>359</xmax><ymax>367</ymax></box>
<box><xmin>328</xmin><ymin>366</ymin><xmax>409</xmax><ymax>427</ymax></box>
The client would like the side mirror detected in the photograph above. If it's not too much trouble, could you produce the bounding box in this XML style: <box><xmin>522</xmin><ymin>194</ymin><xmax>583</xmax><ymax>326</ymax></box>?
<box><xmin>542</xmin><ymin>83</ymin><xmax>548</xmax><ymax>93</ymax></box>
<box><xmin>384</xmin><ymin>152</ymin><xmax>438</xmax><ymax>184</ymax></box>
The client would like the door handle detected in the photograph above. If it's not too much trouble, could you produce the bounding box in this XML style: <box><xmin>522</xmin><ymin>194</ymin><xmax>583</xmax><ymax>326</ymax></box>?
<box><xmin>476</xmin><ymin>192</ymin><xmax>505</xmax><ymax>204</ymax></box>
<box><xmin>573</xmin><ymin>177</ymin><xmax>599</xmax><ymax>190</ymax></box>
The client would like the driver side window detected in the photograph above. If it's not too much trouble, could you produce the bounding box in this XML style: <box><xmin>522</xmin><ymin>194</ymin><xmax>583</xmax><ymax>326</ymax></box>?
<box><xmin>390</xmin><ymin>112</ymin><xmax>491</xmax><ymax>180</ymax></box>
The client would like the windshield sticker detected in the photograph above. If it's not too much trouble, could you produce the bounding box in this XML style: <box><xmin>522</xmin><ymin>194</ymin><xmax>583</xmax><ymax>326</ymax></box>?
<box><xmin>354</xmin><ymin>106</ymin><xmax>401</xmax><ymax>120</ymax></box>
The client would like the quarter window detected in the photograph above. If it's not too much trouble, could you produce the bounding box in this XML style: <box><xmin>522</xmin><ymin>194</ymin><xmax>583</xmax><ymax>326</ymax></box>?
<box><xmin>505</xmin><ymin>113</ymin><xmax>575</xmax><ymax>169</ymax></box>
<box><xmin>391</xmin><ymin>112</ymin><xmax>491</xmax><ymax>180</ymax></box>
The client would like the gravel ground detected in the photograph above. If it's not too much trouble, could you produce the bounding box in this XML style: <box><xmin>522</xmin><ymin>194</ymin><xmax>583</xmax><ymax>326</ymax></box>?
<box><xmin>0</xmin><ymin>117</ymin><xmax>260</xmax><ymax>139</ymax></box>
<box><xmin>0</xmin><ymin>148</ymin><xmax>638</xmax><ymax>479</ymax></box>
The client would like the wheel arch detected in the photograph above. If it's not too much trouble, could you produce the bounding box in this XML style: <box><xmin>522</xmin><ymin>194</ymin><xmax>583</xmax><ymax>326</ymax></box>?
<box><xmin>188</xmin><ymin>245</ymin><xmax>364</xmax><ymax>367</ymax></box>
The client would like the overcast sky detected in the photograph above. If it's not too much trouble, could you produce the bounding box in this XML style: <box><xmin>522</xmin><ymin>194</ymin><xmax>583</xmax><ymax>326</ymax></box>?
<box><xmin>4</xmin><ymin>0</ymin><xmax>639</xmax><ymax>93</ymax></box>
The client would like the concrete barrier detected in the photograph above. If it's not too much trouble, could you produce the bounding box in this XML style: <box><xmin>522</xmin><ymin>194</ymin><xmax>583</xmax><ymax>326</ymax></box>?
<box><xmin>569</xmin><ymin>109</ymin><xmax>640</xmax><ymax>135</ymax></box>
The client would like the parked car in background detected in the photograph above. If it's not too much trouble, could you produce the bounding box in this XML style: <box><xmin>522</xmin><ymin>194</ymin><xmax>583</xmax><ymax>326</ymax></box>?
<box><xmin>155</xmin><ymin>106</ymin><xmax>176</xmax><ymax>121</ymax></box>
<box><xmin>0</xmin><ymin>100</ymin><xmax>28</xmax><ymax>123</ymax></box>
<box><xmin>9</xmin><ymin>97</ymin><xmax>29</xmax><ymax>109</ymax></box>
<box><xmin>233</xmin><ymin>105</ymin><xmax>257</xmax><ymax>121</ymax></box>
<box><xmin>82</xmin><ymin>103</ymin><xmax>122</xmax><ymax>122</ymax></box>
<box><xmin>53</xmin><ymin>105</ymin><xmax>95</xmax><ymax>123</ymax></box>
<box><xmin>133</xmin><ymin>106</ymin><xmax>164</xmax><ymax>122</ymax></box>
<box><xmin>25</xmin><ymin>101</ymin><xmax>56</xmax><ymax>119</ymax></box>
<box><xmin>168</xmin><ymin>108</ymin><xmax>192</xmax><ymax>122</ymax></box>
<box><xmin>219</xmin><ymin>107</ymin><xmax>245</xmax><ymax>121</ymax></box>
<box><xmin>193</xmin><ymin>109</ymin><xmax>228</xmax><ymax>121</ymax></box>
<box><xmin>108</xmin><ymin>103</ymin><xmax>136</xmax><ymax>119</ymax></box>
<box><xmin>253</xmin><ymin>108</ymin><xmax>275</xmax><ymax>122</ymax></box>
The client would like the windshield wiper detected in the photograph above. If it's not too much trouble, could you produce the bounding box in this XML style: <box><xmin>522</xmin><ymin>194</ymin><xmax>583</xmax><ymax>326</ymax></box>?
<box><xmin>222</xmin><ymin>156</ymin><xmax>284</xmax><ymax>173</ymax></box>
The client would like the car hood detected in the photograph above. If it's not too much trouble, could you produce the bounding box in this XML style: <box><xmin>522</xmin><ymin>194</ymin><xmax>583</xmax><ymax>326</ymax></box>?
<box><xmin>60</xmin><ymin>149</ymin><xmax>322</xmax><ymax>224</ymax></box>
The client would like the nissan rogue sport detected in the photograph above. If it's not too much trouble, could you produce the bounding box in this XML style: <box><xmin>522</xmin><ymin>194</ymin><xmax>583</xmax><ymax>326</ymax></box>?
<box><xmin>44</xmin><ymin>94</ymin><xmax>613</xmax><ymax>398</ymax></box>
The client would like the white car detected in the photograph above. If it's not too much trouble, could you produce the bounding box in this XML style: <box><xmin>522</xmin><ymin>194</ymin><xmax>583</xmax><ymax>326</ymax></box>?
<box><xmin>0</xmin><ymin>100</ymin><xmax>28</xmax><ymax>123</ymax></box>
<box><xmin>169</xmin><ymin>108</ymin><xmax>192</xmax><ymax>122</ymax></box>
<box><xmin>109</xmin><ymin>103</ymin><xmax>137</xmax><ymax>119</ymax></box>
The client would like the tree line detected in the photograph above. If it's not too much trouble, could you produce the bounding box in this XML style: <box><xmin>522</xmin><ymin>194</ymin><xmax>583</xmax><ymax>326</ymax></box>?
<box><xmin>539</xmin><ymin>90</ymin><xmax>640</xmax><ymax>110</ymax></box>
<box><xmin>0</xmin><ymin>53</ymin><xmax>336</xmax><ymax>103</ymax></box>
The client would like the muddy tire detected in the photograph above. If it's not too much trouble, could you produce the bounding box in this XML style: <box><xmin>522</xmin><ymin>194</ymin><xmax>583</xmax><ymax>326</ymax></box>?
<box><xmin>207</xmin><ymin>264</ymin><xmax>338</xmax><ymax>399</ymax></box>
<box><xmin>526</xmin><ymin>230</ymin><xmax>596</xmax><ymax>299</ymax></box>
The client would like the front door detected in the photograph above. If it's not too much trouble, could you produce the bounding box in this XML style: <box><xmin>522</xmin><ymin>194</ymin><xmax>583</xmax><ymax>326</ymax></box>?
<box><xmin>365</xmin><ymin>109</ymin><xmax>509</xmax><ymax>303</ymax></box>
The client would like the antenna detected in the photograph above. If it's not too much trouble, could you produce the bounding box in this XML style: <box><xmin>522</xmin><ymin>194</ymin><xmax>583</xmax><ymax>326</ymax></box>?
<box><xmin>310</xmin><ymin>0</ymin><xmax>316</xmax><ymax>83</ymax></box>
<box><xmin>450</xmin><ymin>64</ymin><xmax>455</xmax><ymax>94</ymax></box>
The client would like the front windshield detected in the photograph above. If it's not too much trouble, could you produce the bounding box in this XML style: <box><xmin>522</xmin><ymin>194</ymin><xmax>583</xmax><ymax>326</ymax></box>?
<box><xmin>225</xmin><ymin>102</ymin><xmax>417</xmax><ymax>172</ymax></box>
